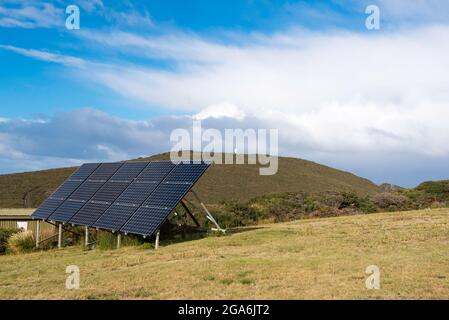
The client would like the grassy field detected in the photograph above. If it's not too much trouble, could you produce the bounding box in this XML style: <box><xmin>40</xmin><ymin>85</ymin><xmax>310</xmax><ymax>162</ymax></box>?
<box><xmin>1</xmin><ymin>208</ymin><xmax>448</xmax><ymax>299</ymax></box>
<box><xmin>0</xmin><ymin>152</ymin><xmax>380</xmax><ymax>208</ymax></box>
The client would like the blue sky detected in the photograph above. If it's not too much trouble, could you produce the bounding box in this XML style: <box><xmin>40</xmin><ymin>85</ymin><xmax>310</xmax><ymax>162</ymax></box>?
<box><xmin>1</xmin><ymin>0</ymin><xmax>449</xmax><ymax>187</ymax></box>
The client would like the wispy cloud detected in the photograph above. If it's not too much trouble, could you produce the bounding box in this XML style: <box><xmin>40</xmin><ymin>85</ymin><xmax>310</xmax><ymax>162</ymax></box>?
<box><xmin>0</xmin><ymin>45</ymin><xmax>86</xmax><ymax>67</ymax></box>
<box><xmin>0</xmin><ymin>1</ymin><xmax>62</xmax><ymax>28</ymax></box>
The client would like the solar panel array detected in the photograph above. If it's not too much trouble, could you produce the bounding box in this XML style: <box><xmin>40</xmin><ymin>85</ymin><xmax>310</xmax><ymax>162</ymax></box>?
<box><xmin>31</xmin><ymin>161</ymin><xmax>210</xmax><ymax>237</ymax></box>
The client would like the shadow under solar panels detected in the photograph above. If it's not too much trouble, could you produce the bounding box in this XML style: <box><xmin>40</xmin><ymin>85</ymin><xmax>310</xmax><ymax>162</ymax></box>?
<box><xmin>31</xmin><ymin>163</ymin><xmax>100</xmax><ymax>220</ymax></box>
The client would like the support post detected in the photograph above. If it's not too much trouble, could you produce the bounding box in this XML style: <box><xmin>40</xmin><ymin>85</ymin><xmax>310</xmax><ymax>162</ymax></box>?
<box><xmin>155</xmin><ymin>230</ymin><xmax>160</xmax><ymax>250</ymax></box>
<box><xmin>117</xmin><ymin>233</ymin><xmax>121</xmax><ymax>249</ymax></box>
<box><xmin>181</xmin><ymin>200</ymin><xmax>200</xmax><ymax>227</ymax></box>
<box><xmin>35</xmin><ymin>220</ymin><xmax>40</xmax><ymax>248</ymax></box>
<box><xmin>190</xmin><ymin>190</ymin><xmax>225</xmax><ymax>233</ymax></box>
<box><xmin>85</xmin><ymin>226</ymin><xmax>89</xmax><ymax>248</ymax></box>
<box><xmin>58</xmin><ymin>224</ymin><xmax>62</xmax><ymax>249</ymax></box>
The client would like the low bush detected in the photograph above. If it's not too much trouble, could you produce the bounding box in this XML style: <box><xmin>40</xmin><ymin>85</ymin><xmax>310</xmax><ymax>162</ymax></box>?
<box><xmin>96</xmin><ymin>231</ymin><xmax>143</xmax><ymax>250</ymax></box>
<box><xmin>372</xmin><ymin>192</ymin><xmax>408</xmax><ymax>211</ymax></box>
<box><xmin>0</xmin><ymin>228</ymin><xmax>18</xmax><ymax>254</ymax></box>
<box><xmin>7</xmin><ymin>231</ymin><xmax>35</xmax><ymax>254</ymax></box>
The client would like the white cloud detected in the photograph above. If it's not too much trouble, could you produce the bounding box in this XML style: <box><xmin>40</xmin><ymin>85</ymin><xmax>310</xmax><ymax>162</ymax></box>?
<box><xmin>70</xmin><ymin>26</ymin><xmax>449</xmax><ymax>158</ymax></box>
<box><xmin>193</xmin><ymin>103</ymin><xmax>246</xmax><ymax>121</ymax></box>
<box><xmin>6</xmin><ymin>25</ymin><xmax>449</xmax><ymax>159</ymax></box>
<box><xmin>0</xmin><ymin>1</ymin><xmax>62</xmax><ymax>28</ymax></box>
<box><xmin>0</xmin><ymin>45</ymin><xmax>86</xmax><ymax>67</ymax></box>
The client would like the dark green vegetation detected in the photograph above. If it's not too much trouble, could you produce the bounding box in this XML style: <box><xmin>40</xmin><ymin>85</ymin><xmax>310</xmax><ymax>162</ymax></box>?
<box><xmin>0</xmin><ymin>228</ymin><xmax>17</xmax><ymax>254</ymax></box>
<box><xmin>0</xmin><ymin>152</ymin><xmax>381</xmax><ymax>208</ymax></box>
<box><xmin>211</xmin><ymin>182</ymin><xmax>449</xmax><ymax>228</ymax></box>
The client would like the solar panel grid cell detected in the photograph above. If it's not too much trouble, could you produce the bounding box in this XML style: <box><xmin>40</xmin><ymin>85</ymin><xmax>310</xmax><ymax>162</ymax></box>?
<box><xmin>136</xmin><ymin>161</ymin><xmax>176</xmax><ymax>181</ymax></box>
<box><xmin>69</xmin><ymin>202</ymin><xmax>110</xmax><ymax>226</ymax></box>
<box><xmin>88</xmin><ymin>163</ymin><xmax>123</xmax><ymax>181</ymax></box>
<box><xmin>92</xmin><ymin>162</ymin><xmax>177</xmax><ymax>231</ymax></box>
<box><xmin>90</xmin><ymin>181</ymin><xmax>130</xmax><ymax>203</ymax></box>
<box><xmin>111</xmin><ymin>162</ymin><xmax>148</xmax><ymax>181</ymax></box>
<box><xmin>141</xmin><ymin>182</ymin><xmax>191</xmax><ymax>208</ymax></box>
<box><xmin>113</xmin><ymin>181</ymin><xmax>159</xmax><ymax>205</ymax></box>
<box><xmin>121</xmin><ymin>206</ymin><xmax>170</xmax><ymax>236</ymax></box>
<box><xmin>69</xmin><ymin>181</ymin><xmax>105</xmax><ymax>201</ymax></box>
<box><xmin>121</xmin><ymin>161</ymin><xmax>210</xmax><ymax>236</ymax></box>
<box><xmin>69</xmin><ymin>163</ymin><xmax>100</xmax><ymax>180</ymax></box>
<box><xmin>31</xmin><ymin>163</ymin><xmax>100</xmax><ymax>220</ymax></box>
<box><xmin>93</xmin><ymin>204</ymin><xmax>138</xmax><ymax>231</ymax></box>
<box><xmin>31</xmin><ymin>198</ymin><xmax>64</xmax><ymax>219</ymax></box>
<box><xmin>48</xmin><ymin>200</ymin><xmax>85</xmax><ymax>223</ymax></box>
<box><xmin>50</xmin><ymin>180</ymin><xmax>82</xmax><ymax>199</ymax></box>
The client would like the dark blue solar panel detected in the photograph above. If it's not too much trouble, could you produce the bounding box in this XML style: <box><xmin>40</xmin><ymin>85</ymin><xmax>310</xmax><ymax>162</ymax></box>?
<box><xmin>31</xmin><ymin>163</ymin><xmax>100</xmax><ymax>220</ymax></box>
<box><xmin>33</xmin><ymin>160</ymin><xmax>211</xmax><ymax>237</ymax></box>
<box><xmin>141</xmin><ymin>183</ymin><xmax>191</xmax><ymax>209</ymax></box>
<box><xmin>50</xmin><ymin>180</ymin><xmax>82</xmax><ymax>199</ymax></box>
<box><xmin>89</xmin><ymin>163</ymin><xmax>123</xmax><ymax>181</ymax></box>
<box><xmin>136</xmin><ymin>161</ymin><xmax>176</xmax><ymax>181</ymax></box>
<box><xmin>69</xmin><ymin>181</ymin><xmax>104</xmax><ymax>201</ymax></box>
<box><xmin>163</xmin><ymin>161</ymin><xmax>209</xmax><ymax>183</ymax></box>
<box><xmin>90</xmin><ymin>181</ymin><xmax>130</xmax><ymax>203</ymax></box>
<box><xmin>93</xmin><ymin>203</ymin><xmax>138</xmax><ymax>231</ymax></box>
<box><xmin>120</xmin><ymin>161</ymin><xmax>210</xmax><ymax>236</ymax></box>
<box><xmin>69</xmin><ymin>201</ymin><xmax>110</xmax><ymax>226</ymax></box>
<box><xmin>69</xmin><ymin>181</ymin><xmax>130</xmax><ymax>226</ymax></box>
<box><xmin>120</xmin><ymin>207</ymin><xmax>170</xmax><ymax>236</ymax></box>
<box><xmin>48</xmin><ymin>200</ymin><xmax>85</xmax><ymax>223</ymax></box>
<box><xmin>92</xmin><ymin>162</ymin><xmax>176</xmax><ymax>231</ymax></box>
<box><xmin>111</xmin><ymin>162</ymin><xmax>148</xmax><ymax>181</ymax></box>
<box><xmin>69</xmin><ymin>163</ymin><xmax>100</xmax><ymax>180</ymax></box>
<box><xmin>113</xmin><ymin>181</ymin><xmax>159</xmax><ymax>205</ymax></box>
<box><xmin>32</xmin><ymin>198</ymin><xmax>64</xmax><ymax>219</ymax></box>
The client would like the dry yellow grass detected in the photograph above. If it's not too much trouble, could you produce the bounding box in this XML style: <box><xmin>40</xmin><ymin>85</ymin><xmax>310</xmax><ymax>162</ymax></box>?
<box><xmin>0</xmin><ymin>208</ymin><xmax>448</xmax><ymax>299</ymax></box>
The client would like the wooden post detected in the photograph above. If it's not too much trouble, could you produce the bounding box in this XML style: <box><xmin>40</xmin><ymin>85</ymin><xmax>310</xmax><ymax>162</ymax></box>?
<box><xmin>85</xmin><ymin>226</ymin><xmax>89</xmax><ymax>248</ymax></box>
<box><xmin>155</xmin><ymin>230</ymin><xmax>160</xmax><ymax>250</ymax></box>
<box><xmin>35</xmin><ymin>220</ymin><xmax>40</xmax><ymax>248</ymax></box>
<box><xmin>117</xmin><ymin>233</ymin><xmax>121</xmax><ymax>249</ymax></box>
<box><xmin>58</xmin><ymin>224</ymin><xmax>62</xmax><ymax>249</ymax></box>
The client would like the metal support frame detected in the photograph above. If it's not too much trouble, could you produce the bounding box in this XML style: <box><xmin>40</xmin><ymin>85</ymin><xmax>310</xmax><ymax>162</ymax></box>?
<box><xmin>58</xmin><ymin>224</ymin><xmax>62</xmax><ymax>249</ymax></box>
<box><xmin>155</xmin><ymin>230</ymin><xmax>160</xmax><ymax>249</ymax></box>
<box><xmin>189</xmin><ymin>190</ymin><xmax>225</xmax><ymax>233</ymax></box>
<box><xmin>84</xmin><ymin>226</ymin><xmax>89</xmax><ymax>248</ymax></box>
<box><xmin>180</xmin><ymin>200</ymin><xmax>200</xmax><ymax>227</ymax></box>
<box><xmin>35</xmin><ymin>220</ymin><xmax>40</xmax><ymax>248</ymax></box>
<box><xmin>117</xmin><ymin>233</ymin><xmax>121</xmax><ymax>249</ymax></box>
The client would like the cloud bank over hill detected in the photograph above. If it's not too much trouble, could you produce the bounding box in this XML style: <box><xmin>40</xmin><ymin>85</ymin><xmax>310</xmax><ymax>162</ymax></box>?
<box><xmin>1</xmin><ymin>1</ymin><xmax>449</xmax><ymax>186</ymax></box>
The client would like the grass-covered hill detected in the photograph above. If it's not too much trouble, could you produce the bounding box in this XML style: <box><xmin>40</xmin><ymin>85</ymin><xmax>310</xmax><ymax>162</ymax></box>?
<box><xmin>0</xmin><ymin>152</ymin><xmax>381</xmax><ymax>208</ymax></box>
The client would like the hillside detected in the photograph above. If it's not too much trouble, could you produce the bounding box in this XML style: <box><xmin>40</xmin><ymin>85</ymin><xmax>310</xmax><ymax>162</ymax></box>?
<box><xmin>1</xmin><ymin>208</ymin><xmax>448</xmax><ymax>299</ymax></box>
<box><xmin>0</xmin><ymin>152</ymin><xmax>381</xmax><ymax>208</ymax></box>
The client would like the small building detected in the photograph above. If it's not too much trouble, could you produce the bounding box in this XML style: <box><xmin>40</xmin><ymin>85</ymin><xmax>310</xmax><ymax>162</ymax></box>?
<box><xmin>0</xmin><ymin>209</ymin><xmax>55</xmax><ymax>234</ymax></box>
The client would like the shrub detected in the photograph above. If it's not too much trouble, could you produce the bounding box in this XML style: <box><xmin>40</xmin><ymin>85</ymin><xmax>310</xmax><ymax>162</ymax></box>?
<box><xmin>372</xmin><ymin>192</ymin><xmax>408</xmax><ymax>211</ymax></box>
<box><xmin>0</xmin><ymin>228</ymin><xmax>18</xmax><ymax>254</ymax></box>
<box><xmin>7</xmin><ymin>231</ymin><xmax>35</xmax><ymax>254</ymax></box>
<box><xmin>96</xmin><ymin>232</ymin><xmax>117</xmax><ymax>250</ymax></box>
<box><xmin>97</xmin><ymin>232</ymin><xmax>142</xmax><ymax>250</ymax></box>
<box><xmin>338</xmin><ymin>192</ymin><xmax>377</xmax><ymax>213</ymax></box>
